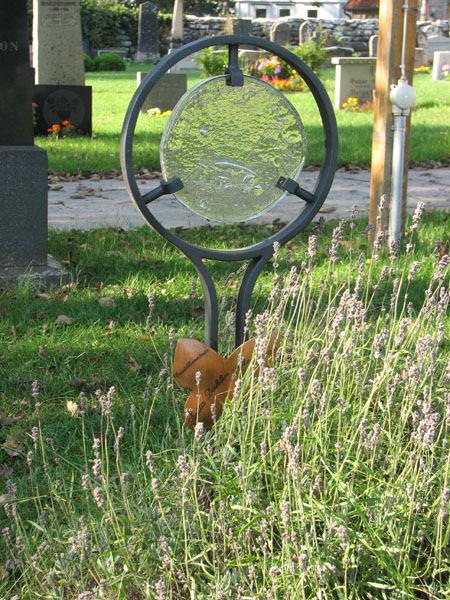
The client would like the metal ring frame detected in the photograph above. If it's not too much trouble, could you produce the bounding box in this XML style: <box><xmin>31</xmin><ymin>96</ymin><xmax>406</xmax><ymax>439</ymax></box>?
<box><xmin>120</xmin><ymin>35</ymin><xmax>338</xmax><ymax>351</ymax></box>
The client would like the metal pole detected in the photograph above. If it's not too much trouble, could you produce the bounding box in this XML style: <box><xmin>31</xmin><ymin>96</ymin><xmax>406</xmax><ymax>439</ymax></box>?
<box><xmin>389</xmin><ymin>112</ymin><xmax>407</xmax><ymax>246</ymax></box>
<box><xmin>388</xmin><ymin>0</ymin><xmax>416</xmax><ymax>247</ymax></box>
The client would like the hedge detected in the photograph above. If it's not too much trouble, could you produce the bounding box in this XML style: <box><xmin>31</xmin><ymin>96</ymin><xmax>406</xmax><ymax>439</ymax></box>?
<box><xmin>80</xmin><ymin>0</ymin><xmax>138</xmax><ymax>49</ymax></box>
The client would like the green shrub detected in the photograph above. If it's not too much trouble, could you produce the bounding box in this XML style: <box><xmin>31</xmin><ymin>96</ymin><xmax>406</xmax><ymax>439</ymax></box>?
<box><xmin>290</xmin><ymin>40</ymin><xmax>328</xmax><ymax>73</ymax></box>
<box><xmin>94</xmin><ymin>52</ymin><xmax>127</xmax><ymax>72</ymax></box>
<box><xmin>197</xmin><ymin>47</ymin><xmax>228</xmax><ymax>77</ymax></box>
<box><xmin>80</xmin><ymin>0</ymin><xmax>138</xmax><ymax>49</ymax></box>
<box><xmin>84</xmin><ymin>53</ymin><xmax>96</xmax><ymax>72</ymax></box>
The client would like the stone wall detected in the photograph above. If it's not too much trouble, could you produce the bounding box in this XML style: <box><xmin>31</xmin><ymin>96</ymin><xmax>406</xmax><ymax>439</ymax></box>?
<box><xmin>180</xmin><ymin>15</ymin><xmax>450</xmax><ymax>56</ymax></box>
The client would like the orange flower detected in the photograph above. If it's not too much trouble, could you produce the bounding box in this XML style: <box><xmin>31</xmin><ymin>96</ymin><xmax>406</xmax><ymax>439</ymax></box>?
<box><xmin>62</xmin><ymin>120</ymin><xmax>70</xmax><ymax>127</ymax></box>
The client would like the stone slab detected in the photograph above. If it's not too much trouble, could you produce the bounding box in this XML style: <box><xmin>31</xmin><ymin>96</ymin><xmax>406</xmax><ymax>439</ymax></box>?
<box><xmin>0</xmin><ymin>255</ymin><xmax>71</xmax><ymax>290</ymax></box>
<box><xmin>34</xmin><ymin>85</ymin><xmax>93</xmax><ymax>136</ymax></box>
<box><xmin>432</xmin><ymin>50</ymin><xmax>450</xmax><ymax>80</ymax></box>
<box><xmin>33</xmin><ymin>0</ymin><xmax>85</xmax><ymax>86</ymax></box>
<box><xmin>0</xmin><ymin>146</ymin><xmax>48</xmax><ymax>267</ymax></box>
<box><xmin>0</xmin><ymin>0</ymin><xmax>34</xmax><ymax>145</ymax></box>
<box><xmin>426</xmin><ymin>35</ymin><xmax>450</xmax><ymax>61</ymax></box>
<box><xmin>137</xmin><ymin>72</ymin><xmax>187</xmax><ymax>112</ymax></box>
<box><xmin>331</xmin><ymin>57</ymin><xmax>376</xmax><ymax>109</ymax></box>
<box><xmin>95</xmin><ymin>48</ymin><xmax>129</xmax><ymax>59</ymax></box>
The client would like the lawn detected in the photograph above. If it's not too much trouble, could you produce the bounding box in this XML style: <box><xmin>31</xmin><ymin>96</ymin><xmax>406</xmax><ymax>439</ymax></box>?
<box><xmin>38</xmin><ymin>64</ymin><xmax>450</xmax><ymax>174</ymax></box>
<box><xmin>0</xmin><ymin>212</ymin><xmax>449</xmax><ymax>598</ymax></box>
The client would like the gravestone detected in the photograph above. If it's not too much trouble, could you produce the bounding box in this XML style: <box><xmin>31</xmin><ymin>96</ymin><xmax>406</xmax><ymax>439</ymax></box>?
<box><xmin>33</xmin><ymin>85</ymin><xmax>93</xmax><ymax>136</ymax></box>
<box><xmin>369</xmin><ymin>35</ymin><xmax>378</xmax><ymax>58</ymax></box>
<box><xmin>432</xmin><ymin>50</ymin><xmax>450</xmax><ymax>80</ymax></box>
<box><xmin>417</xmin><ymin>28</ymin><xmax>427</xmax><ymax>50</ymax></box>
<box><xmin>239</xmin><ymin>49</ymin><xmax>265</xmax><ymax>70</ymax></box>
<box><xmin>137</xmin><ymin>72</ymin><xmax>187</xmax><ymax>112</ymax></box>
<box><xmin>426</xmin><ymin>35</ymin><xmax>450</xmax><ymax>61</ymax></box>
<box><xmin>136</xmin><ymin>2</ymin><xmax>160</xmax><ymax>63</ymax></box>
<box><xmin>270</xmin><ymin>21</ymin><xmax>290</xmax><ymax>46</ymax></box>
<box><xmin>33</xmin><ymin>0</ymin><xmax>92</xmax><ymax>136</ymax></box>
<box><xmin>331</xmin><ymin>57</ymin><xmax>376</xmax><ymax>110</ymax></box>
<box><xmin>414</xmin><ymin>47</ymin><xmax>427</xmax><ymax>67</ymax></box>
<box><xmin>231</xmin><ymin>19</ymin><xmax>253</xmax><ymax>37</ymax></box>
<box><xmin>33</xmin><ymin>0</ymin><xmax>84</xmax><ymax>86</ymax></box>
<box><xmin>299</xmin><ymin>21</ymin><xmax>316</xmax><ymax>45</ymax></box>
<box><xmin>0</xmin><ymin>0</ymin><xmax>67</xmax><ymax>287</ymax></box>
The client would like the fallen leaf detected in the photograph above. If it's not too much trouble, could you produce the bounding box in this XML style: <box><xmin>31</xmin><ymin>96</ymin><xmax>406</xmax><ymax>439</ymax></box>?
<box><xmin>98</xmin><ymin>296</ymin><xmax>116</xmax><ymax>308</ymax></box>
<box><xmin>126</xmin><ymin>356</ymin><xmax>141</xmax><ymax>373</ymax></box>
<box><xmin>0</xmin><ymin>412</ymin><xmax>23</xmax><ymax>426</ymax></box>
<box><xmin>59</xmin><ymin>291</ymin><xmax>69</xmax><ymax>303</ymax></box>
<box><xmin>2</xmin><ymin>435</ymin><xmax>23</xmax><ymax>457</ymax></box>
<box><xmin>55</xmin><ymin>314</ymin><xmax>73</xmax><ymax>326</ymax></box>
<box><xmin>36</xmin><ymin>292</ymin><xmax>51</xmax><ymax>300</ymax></box>
<box><xmin>106</xmin><ymin>320</ymin><xmax>115</xmax><ymax>330</ymax></box>
<box><xmin>96</xmin><ymin>281</ymin><xmax>105</xmax><ymax>292</ymax></box>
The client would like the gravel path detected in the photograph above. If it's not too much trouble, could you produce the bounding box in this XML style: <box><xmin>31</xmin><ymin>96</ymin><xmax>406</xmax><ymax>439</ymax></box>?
<box><xmin>48</xmin><ymin>168</ymin><xmax>450</xmax><ymax>231</ymax></box>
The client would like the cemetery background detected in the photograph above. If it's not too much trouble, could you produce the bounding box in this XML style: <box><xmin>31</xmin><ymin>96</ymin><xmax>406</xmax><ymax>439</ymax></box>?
<box><xmin>1</xmin><ymin>2</ymin><xmax>450</xmax><ymax>598</ymax></box>
<box><xmin>38</xmin><ymin>65</ymin><xmax>450</xmax><ymax>174</ymax></box>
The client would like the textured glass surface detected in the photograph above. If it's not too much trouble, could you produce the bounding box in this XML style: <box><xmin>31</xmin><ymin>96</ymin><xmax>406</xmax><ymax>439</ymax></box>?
<box><xmin>160</xmin><ymin>76</ymin><xmax>307</xmax><ymax>223</ymax></box>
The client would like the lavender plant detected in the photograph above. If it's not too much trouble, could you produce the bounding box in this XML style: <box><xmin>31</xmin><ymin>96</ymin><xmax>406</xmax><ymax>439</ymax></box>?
<box><xmin>1</xmin><ymin>210</ymin><xmax>449</xmax><ymax>599</ymax></box>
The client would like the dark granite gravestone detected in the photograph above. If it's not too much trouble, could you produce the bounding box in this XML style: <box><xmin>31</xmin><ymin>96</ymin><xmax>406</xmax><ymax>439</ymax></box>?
<box><xmin>137</xmin><ymin>72</ymin><xmax>187</xmax><ymax>112</ymax></box>
<box><xmin>34</xmin><ymin>85</ymin><xmax>93</xmax><ymax>136</ymax></box>
<box><xmin>0</xmin><ymin>0</ymin><xmax>68</xmax><ymax>287</ymax></box>
<box><xmin>231</xmin><ymin>19</ymin><xmax>253</xmax><ymax>37</ymax></box>
<box><xmin>0</xmin><ymin>2</ymin><xmax>34</xmax><ymax>145</ymax></box>
<box><xmin>136</xmin><ymin>2</ymin><xmax>160</xmax><ymax>63</ymax></box>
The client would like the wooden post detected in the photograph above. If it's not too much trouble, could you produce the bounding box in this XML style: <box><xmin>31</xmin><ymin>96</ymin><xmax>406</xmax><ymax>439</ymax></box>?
<box><xmin>369</xmin><ymin>0</ymin><xmax>419</xmax><ymax>244</ymax></box>
<box><xmin>171</xmin><ymin>0</ymin><xmax>184</xmax><ymax>49</ymax></box>
<box><xmin>420</xmin><ymin>0</ymin><xmax>429</xmax><ymax>20</ymax></box>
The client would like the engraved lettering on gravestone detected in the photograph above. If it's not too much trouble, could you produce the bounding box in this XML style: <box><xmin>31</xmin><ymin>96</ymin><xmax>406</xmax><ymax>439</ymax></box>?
<box><xmin>0</xmin><ymin>41</ymin><xmax>19</xmax><ymax>52</ymax></box>
<box><xmin>40</xmin><ymin>0</ymin><xmax>78</xmax><ymax>26</ymax></box>
<box><xmin>42</xmin><ymin>90</ymin><xmax>85</xmax><ymax>127</ymax></box>
<box><xmin>349</xmin><ymin>77</ymin><xmax>372</xmax><ymax>99</ymax></box>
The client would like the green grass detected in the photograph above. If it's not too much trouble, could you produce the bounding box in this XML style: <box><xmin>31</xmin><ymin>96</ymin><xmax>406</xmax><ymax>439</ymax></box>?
<box><xmin>37</xmin><ymin>65</ymin><xmax>450</xmax><ymax>174</ymax></box>
<box><xmin>0</xmin><ymin>212</ymin><xmax>449</xmax><ymax>598</ymax></box>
